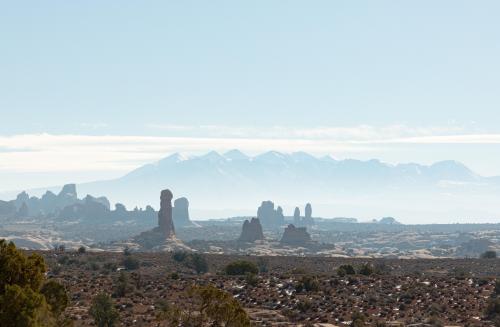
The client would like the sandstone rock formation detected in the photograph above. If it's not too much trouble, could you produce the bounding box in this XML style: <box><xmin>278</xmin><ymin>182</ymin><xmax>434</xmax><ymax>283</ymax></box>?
<box><xmin>10</xmin><ymin>184</ymin><xmax>98</xmax><ymax>217</ymax></box>
<box><xmin>173</xmin><ymin>197</ymin><xmax>192</xmax><ymax>227</ymax></box>
<box><xmin>293</xmin><ymin>207</ymin><xmax>301</xmax><ymax>226</ymax></box>
<box><xmin>17</xmin><ymin>202</ymin><xmax>29</xmax><ymax>217</ymax></box>
<box><xmin>134</xmin><ymin>189</ymin><xmax>192</xmax><ymax>252</ymax></box>
<box><xmin>238</xmin><ymin>218</ymin><xmax>265</xmax><ymax>243</ymax></box>
<box><xmin>292</xmin><ymin>204</ymin><xmax>313</xmax><ymax>227</ymax></box>
<box><xmin>276</xmin><ymin>206</ymin><xmax>285</xmax><ymax>224</ymax></box>
<box><xmin>257</xmin><ymin>201</ymin><xmax>285</xmax><ymax>229</ymax></box>
<box><xmin>304</xmin><ymin>203</ymin><xmax>314</xmax><ymax>226</ymax></box>
<box><xmin>58</xmin><ymin>197</ymin><xmax>107</xmax><ymax>221</ymax></box>
<box><xmin>0</xmin><ymin>200</ymin><xmax>16</xmax><ymax>216</ymax></box>
<box><xmin>59</xmin><ymin>183</ymin><xmax>77</xmax><ymax>199</ymax></box>
<box><xmin>158</xmin><ymin>189</ymin><xmax>175</xmax><ymax>238</ymax></box>
<box><xmin>280</xmin><ymin>224</ymin><xmax>312</xmax><ymax>246</ymax></box>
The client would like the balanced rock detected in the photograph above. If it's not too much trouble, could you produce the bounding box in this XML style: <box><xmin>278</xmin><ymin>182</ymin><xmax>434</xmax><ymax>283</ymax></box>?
<box><xmin>239</xmin><ymin>218</ymin><xmax>264</xmax><ymax>243</ymax></box>
<box><xmin>158</xmin><ymin>189</ymin><xmax>175</xmax><ymax>238</ymax></box>
<box><xmin>280</xmin><ymin>224</ymin><xmax>311</xmax><ymax>245</ymax></box>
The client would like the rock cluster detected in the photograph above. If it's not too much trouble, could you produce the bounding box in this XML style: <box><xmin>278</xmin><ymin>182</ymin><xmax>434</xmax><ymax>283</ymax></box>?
<box><xmin>280</xmin><ymin>224</ymin><xmax>311</xmax><ymax>245</ymax></box>
<box><xmin>291</xmin><ymin>203</ymin><xmax>314</xmax><ymax>227</ymax></box>
<box><xmin>6</xmin><ymin>184</ymin><xmax>111</xmax><ymax>218</ymax></box>
<box><xmin>257</xmin><ymin>201</ymin><xmax>285</xmax><ymax>229</ymax></box>
<box><xmin>238</xmin><ymin>218</ymin><xmax>265</xmax><ymax>243</ymax></box>
<box><xmin>158</xmin><ymin>189</ymin><xmax>175</xmax><ymax>238</ymax></box>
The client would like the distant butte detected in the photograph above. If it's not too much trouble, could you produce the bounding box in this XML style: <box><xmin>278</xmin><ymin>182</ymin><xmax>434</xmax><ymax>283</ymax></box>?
<box><xmin>239</xmin><ymin>218</ymin><xmax>265</xmax><ymax>243</ymax></box>
<box><xmin>280</xmin><ymin>224</ymin><xmax>312</xmax><ymax>246</ymax></box>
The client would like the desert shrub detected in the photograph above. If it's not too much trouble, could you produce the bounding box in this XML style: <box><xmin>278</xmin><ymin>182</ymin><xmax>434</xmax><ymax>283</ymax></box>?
<box><xmin>481</xmin><ymin>250</ymin><xmax>498</xmax><ymax>259</ymax></box>
<box><xmin>141</xmin><ymin>260</ymin><xmax>153</xmax><ymax>267</ymax></box>
<box><xmin>57</xmin><ymin>255</ymin><xmax>70</xmax><ymax>265</ymax></box>
<box><xmin>245</xmin><ymin>272</ymin><xmax>259</xmax><ymax>287</ymax></box>
<box><xmin>89</xmin><ymin>293</ymin><xmax>119</xmax><ymax>327</ymax></box>
<box><xmin>296</xmin><ymin>299</ymin><xmax>312</xmax><ymax>313</ymax></box>
<box><xmin>55</xmin><ymin>244</ymin><xmax>65</xmax><ymax>252</ymax></box>
<box><xmin>77</xmin><ymin>246</ymin><xmax>86</xmax><ymax>254</ymax></box>
<box><xmin>0</xmin><ymin>239</ymin><xmax>46</xmax><ymax>292</ymax></box>
<box><xmin>40</xmin><ymin>280</ymin><xmax>69</xmax><ymax>317</ymax></box>
<box><xmin>0</xmin><ymin>239</ymin><xmax>64</xmax><ymax>326</ymax></box>
<box><xmin>172</xmin><ymin>251</ymin><xmax>204</xmax><ymax>272</ymax></box>
<box><xmin>295</xmin><ymin>275</ymin><xmax>320</xmax><ymax>293</ymax></box>
<box><xmin>113</xmin><ymin>272</ymin><xmax>133</xmax><ymax>297</ymax></box>
<box><xmin>257</xmin><ymin>257</ymin><xmax>269</xmax><ymax>273</ymax></box>
<box><xmin>290</xmin><ymin>267</ymin><xmax>308</xmax><ymax>275</ymax></box>
<box><xmin>102</xmin><ymin>262</ymin><xmax>118</xmax><ymax>273</ymax></box>
<box><xmin>281</xmin><ymin>308</ymin><xmax>299</xmax><ymax>320</ymax></box>
<box><xmin>196</xmin><ymin>285</ymin><xmax>250</xmax><ymax>326</ymax></box>
<box><xmin>156</xmin><ymin>301</ymin><xmax>188</xmax><ymax>326</ymax></box>
<box><xmin>487</xmin><ymin>297</ymin><xmax>500</xmax><ymax>316</ymax></box>
<box><xmin>130</xmin><ymin>272</ymin><xmax>142</xmax><ymax>289</ymax></box>
<box><xmin>225</xmin><ymin>260</ymin><xmax>258</xmax><ymax>276</ymax></box>
<box><xmin>477</xmin><ymin>278</ymin><xmax>490</xmax><ymax>287</ymax></box>
<box><xmin>427</xmin><ymin>314</ymin><xmax>444</xmax><ymax>327</ymax></box>
<box><xmin>373</xmin><ymin>262</ymin><xmax>391</xmax><ymax>275</ymax></box>
<box><xmin>123</xmin><ymin>247</ymin><xmax>131</xmax><ymax>256</ymax></box>
<box><xmin>452</xmin><ymin>267</ymin><xmax>471</xmax><ymax>279</ymax></box>
<box><xmin>122</xmin><ymin>256</ymin><xmax>140</xmax><ymax>270</ymax></box>
<box><xmin>172</xmin><ymin>251</ymin><xmax>188</xmax><ymax>262</ymax></box>
<box><xmin>51</xmin><ymin>265</ymin><xmax>62</xmax><ymax>275</ymax></box>
<box><xmin>88</xmin><ymin>262</ymin><xmax>100</xmax><ymax>271</ymax></box>
<box><xmin>0</xmin><ymin>284</ymin><xmax>55</xmax><ymax>326</ymax></box>
<box><xmin>337</xmin><ymin>264</ymin><xmax>355</xmax><ymax>277</ymax></box>
<box><xmin>358</xmin><ymin>263</ymin><xmax>375</xmax><ymax>276</ymax></box>
<box><xmin>351</xmin><ymin>311</ymin><xmax>366</xmax><ymax>327</ymax></box>
<box><xmin>157</xmin><ymin>285</ymin><xmax>250</xmax><ymax>326</ymax></box>
<box><xmin>495</xmin><ymin>280</ymin><xmax>500</xmax><ymax>297</ymax></box>
<box><xmin>189</xmin><ymin>253</ymin><xmax>208</xmax><ymax>274</ymax></box>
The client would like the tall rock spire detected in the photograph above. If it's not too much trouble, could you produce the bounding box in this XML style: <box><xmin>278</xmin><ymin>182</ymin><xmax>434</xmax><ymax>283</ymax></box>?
<box><xmin>158</xmin><ymin>189</ymin><xmax>175</xmax><ymax>238</ymax></box>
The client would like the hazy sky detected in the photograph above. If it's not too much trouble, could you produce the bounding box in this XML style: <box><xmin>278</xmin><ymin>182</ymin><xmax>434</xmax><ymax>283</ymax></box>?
<box><xmin>1</xmin><ymin>1</ymin><xmax>500</xmax><ymax>191</ymax></box>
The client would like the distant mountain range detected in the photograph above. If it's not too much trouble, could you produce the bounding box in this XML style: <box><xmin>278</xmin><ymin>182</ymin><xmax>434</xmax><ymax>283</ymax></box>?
<box><xmin>8</xmin><ymin>150</ymin><xmax>500</xmax><ymax>223</ymax></box>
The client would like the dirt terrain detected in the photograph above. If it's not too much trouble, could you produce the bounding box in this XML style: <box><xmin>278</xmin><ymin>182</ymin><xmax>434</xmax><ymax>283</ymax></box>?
<box><xmin>37</xmin><ymin>251</ymin><xmax>500</xmax><ymax>326</ymax></box>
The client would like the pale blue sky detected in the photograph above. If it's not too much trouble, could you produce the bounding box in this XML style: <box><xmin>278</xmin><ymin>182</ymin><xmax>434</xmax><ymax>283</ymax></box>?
<box><xmin>1</xmin><ymin>1</ymin><xmax>500</xmax><ymax>190</ymax></box>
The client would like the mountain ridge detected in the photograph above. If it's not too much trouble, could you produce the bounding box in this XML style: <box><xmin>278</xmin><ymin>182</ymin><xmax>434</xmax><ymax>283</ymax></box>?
<box><xmin>2</xmin><ymin>150</ymin><xmax>499</xmax><ymax>223</ymax></box>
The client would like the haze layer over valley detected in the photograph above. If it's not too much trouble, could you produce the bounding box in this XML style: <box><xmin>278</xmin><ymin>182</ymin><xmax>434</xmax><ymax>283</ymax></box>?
<box><xmin>25</xmin><ymin>150</ymin><xmax>494</xmax><ymax>224</ymax></box>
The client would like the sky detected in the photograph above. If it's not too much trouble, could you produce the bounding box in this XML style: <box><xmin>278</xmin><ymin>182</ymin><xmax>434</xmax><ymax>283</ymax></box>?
<box><xmin>1</xmin><ymin>1</ymin><xmax>500</xmax><ymax>192</ymax></box>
